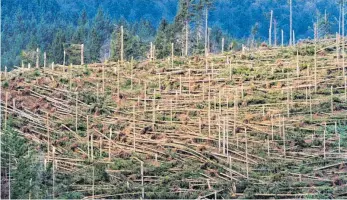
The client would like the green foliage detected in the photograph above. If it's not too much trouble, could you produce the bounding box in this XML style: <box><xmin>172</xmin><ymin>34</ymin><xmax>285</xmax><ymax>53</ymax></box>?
<box><xmin>1</xmin><ymin>125</ymin><xmax>59</xmax><ymax>199</ymax></box>
<box><xmin>2</xmin><ymin>81</ymin><xmax>9</xmax><ymax>88</ymax></box>
<box><xmin>110</xmin><ymin>24</ymin><xmax>148</xmax><ymax>61</ymax></box>
<box><xmin>34</xmin><ymin>69</ymin><xmax>41</xmax><ymax>76</ymax></box>
<box><xmin>83</xmin><ymin>65</ymin><xmax>91</xmax><ymax>76</ymax></box>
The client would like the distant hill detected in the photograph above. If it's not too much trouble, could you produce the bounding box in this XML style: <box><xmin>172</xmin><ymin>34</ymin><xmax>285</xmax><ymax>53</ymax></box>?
<box><xmin>1</xmin><ymin>0</ymin><xmax>341</xmax><ymax>68</ymax></box>
<box><xmin>54</xmin><ymin>0</ymin><xmax>339</xmax><ymax>39</ymax></box>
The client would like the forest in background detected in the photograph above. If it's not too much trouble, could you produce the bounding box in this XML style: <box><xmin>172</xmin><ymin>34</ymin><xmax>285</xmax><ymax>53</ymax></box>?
<box><xmin>1</xmin><ymin>0</ymin><xmax>341</xmax><ymax>69</ymax></box>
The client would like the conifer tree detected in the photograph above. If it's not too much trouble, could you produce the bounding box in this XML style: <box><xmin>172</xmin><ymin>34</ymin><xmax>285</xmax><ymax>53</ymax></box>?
<box><xmin>110</xmin><ymin>25</ymin><xmax>146</xmax><ymax>61</ymax></box>
<box><xmin>72</xmin><ymin>9</ymin><xmax>88</xmax><ymax>44</ymax></box>
<box><xmin>154</xmin><ymin>19</ymin><xmax>171</xmax><ymax>59</ymax></box>
<box><xmin>50</xmin><ymin>30</ymin><xmax>66</xmax><ymax>64</ymax></box>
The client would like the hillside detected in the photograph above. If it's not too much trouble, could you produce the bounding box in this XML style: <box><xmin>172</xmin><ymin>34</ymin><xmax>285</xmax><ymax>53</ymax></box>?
<box><xmin>1</xmin><ymin>38</ymin><xmax>347</xmax><ymax>198</ymax></box>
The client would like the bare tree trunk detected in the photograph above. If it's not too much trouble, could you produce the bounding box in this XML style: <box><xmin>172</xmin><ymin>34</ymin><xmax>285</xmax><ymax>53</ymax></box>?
<box><xmin>171</xmin><ymin>43</ymin><xmax>174</xmax><ymax>68</ymax></box>
<box><xmin>150</xmin><ymin>42</ymin><xmax>153</xmax><ymax>61</ymax></box>
<box><xmin>296</xmin><ymin>48</ymin><xmax>299</xmax><ymax>77</ymax></box>
<box><xmin>245</xmin><ymin>128</ymin><xmax>249</xmax><ymax>178</ymax></box>
<box><xmin>81</xmin><ymin>44</ymin><xmax>84</xmax><ymax>65</ymax></box>
<box><xmin>75</xmin><ymin>93</ymin><xmax>78</xmax><ymax>133</ymax></box>
<box><xmin>63</xmin><ymin>50</ymin><xmax>66</xmax><ymax>66</ymax></box>
<box><xmin>36</xmin><ymin>48</ymin><xmax>39</xmax><ymax>68</ymax></box>
<box><xmin>343</xmin><ymin>0</ymin><xmax>345</xmax><ymax>76</ymax></box>
<box><xmin>222</xmin><ymin>37</ymin><xmax>224</xmax><ymax>53</ymax></box>
<box><xmin>205</xmin><ymin>7</ymin><xmax>208</xmax><ymax>57</ymax></box>
<box><xmin>314</xmin><ymin>23</ymin><xmax>317</xmax><ymax>92</ymax></box>
<box><xmin>289</xmin><ymin>0</ymin><xmax>293</xmax><ymax>46</ymax></box>
<box><xmin>325</xmin><ymin>9</ymin><xmax>327</xmax><ymax>38</ymax></box>
<box><xmin>109</xmin><ymin>129</ymin><xmax>112</xmax><ymax>162</ymax></box>
<box><xmin>339</xmin><ymin>4</ymin><xmax>342</xmax><ymax>36</ymax></box>
<box><xmin>274</xmin><ymin>19</ymin><xmax>277</xmax><ymax>47</ymax></box>
<box><xmin>44</xmin><ymin>52</ymin><xmax>47</xmax><ymax>68</ymax></box>
<box><xmin>281</xmin><ymin>29</ymin><xmax>284</xmax><ymax>47</ymax></box>
<box><xmin>185</xmin><ymin>21</ymin><xmax>189</xmax><ymax>57</ymax></box>
<box><xmin>121</xmin><ymin>26</ymin><xmax>124</xmax><ymax>63</ymax></box>
<box><xmin>269</xmin><ymin>10</ymin><xmax>273</xmax><ymax>46</ymax></box>
<box><xmin>208</xmin><ymin>28</ymin><xmax>210</xmax><ymax>54</ymax></box>
<box><xmin>52</xmin><ymin>147</ymin><xmax>55</xmax><ymax>199</ymax></box>
<box><xmin>331</xmin><ymin>86</ymin><xmax>334</xmax><ymax>113</ymax></box>
<box><xmin>133</xmin><ymin>105</ymin><xmax>136</xmax><ymax>151</ymax></box>
<box><xmin>87</xmin><ymin>116</ymin><xmax>89</xmax><ymax>158</ymax></box>
<box><xmin>323</xmin><ymin>123</ymin><xmax>326</xmax><ymax>159</ymax></box>
<box><xmin>131</xmin><ymin>57</ymin><xmax>134</xmax><ymax>90</ymax></box>
<box><xmin>283</xmin><ymin>117</ymin><xmax>286</xmax><ymax>157</ymax></box>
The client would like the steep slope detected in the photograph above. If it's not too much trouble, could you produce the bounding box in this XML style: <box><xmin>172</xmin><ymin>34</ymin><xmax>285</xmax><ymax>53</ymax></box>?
<box><xmin>1</xmin><ymin>39</ymin><xmax>347</xmax><ymax>198</ymax></box>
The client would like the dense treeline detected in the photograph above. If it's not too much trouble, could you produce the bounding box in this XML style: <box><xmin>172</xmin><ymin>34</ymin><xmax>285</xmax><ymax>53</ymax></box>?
<box><xmin>1</xmin><ymin>0</ymin><xmax>341</xmax><ymax>70</ymax></box>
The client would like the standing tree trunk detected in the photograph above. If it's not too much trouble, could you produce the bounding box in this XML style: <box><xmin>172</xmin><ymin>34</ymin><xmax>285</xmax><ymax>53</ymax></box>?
<box><xmin>314</xmin><ymin>23</ymin><xmax>318</xmax><ymax>92</ymax></box>
<box><xmin>63</xmin><ymin>50</ymin><xmax>66</xmax><ymax>66</ymax></box>
<box><xmin>185</xmin><ymin>21</ymin><xmax>189</xmax><ymax>57</ymax></box>
<box><xmin>222</xmin><ymin>37</ymin><xmax>224</xmax><ymax>53</ymax></box>
<box><xmin>121</xmin><ymin>26</ymin><xmax>124</xmax><ymax>63</ymax></box>
<box><xmin>289</xmin><ymin>0</ymin><xmax>293</xmax><ymax>46</ymax></box>
<box><xmin>269</xmin><ymin>10</ymin><xmax>273</xmax><ymax>46</ymax></box>
<box><xmin>205</xmin><ymin>7</ymin><xmax>208</xmax><ymax>57</ymax></box>
<box><xmin>44</xmin><ymin>52</ymin><xmax>47</xmax><ymax>68</ymax></box>
<box><xmin>81</xmin><ymin>44</ymin><xmax>84</xmax><ymax>65</ymax></box>
<box><xmin>343</xmin><ymin>0</ymin><xmax>345</xmax><ymax>76</ymax></box>
<box><xmin>281</xmin><ymin>29</ymin><xmax>284</xmax><ymax>47</ymax></box>
<box><xmin>36</xmin><ymin>48</ymin><xmax>40</xmax><ymax>68</ymax></box>
<box><xmin>339</xmin><ymin>3</ymin><xmax>342</xmax><ymax>36</ymax></box>
<box><xmin>274</xmin><ymin>19</ymin><xmax>277</xmax><ymax>47</ymax></box>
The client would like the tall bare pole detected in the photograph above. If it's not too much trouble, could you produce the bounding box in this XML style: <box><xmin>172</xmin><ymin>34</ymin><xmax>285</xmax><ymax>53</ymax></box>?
<box><xmin>46</xmin><ymin>113</ymin><xmax>50</xmax><ymax>158</ymax></box>
<box><xmin>205</xmin><ymin>7</ymin><xmax>208</xmax><ymax>57</ymax></box>
<box><xmin>283</xmin><ymin>117</ymin><xmax>286</xmax><ymax>157</ymax></box>
<box><xmin>245</xmin><ymin>128</ymin><xmax>249</xmax><ymax>179</ymax></box>
<box><xmin>222</xmin><ymin>38</ymin><xmax>225</xmax><ymax>53</ymax></box>
<box><xmin>343</xmin><ymin>0</ymin><xmax>345</xmax><ymax>76</ymax></box>
<box><xmin>4</xmin><ymin>92</ymin><xmax>8</xmax><ymax>128</ymax></box>
<box><xmin>185</xmin><ymin>21</ymin><xmax>189</xmax><ymax>56</ymax></box>
<box><xmin>117</xmin><ymin>62</ymin><xmax>120</xmax><ymax>99</ymax></box>
<box><xmin>171</xmin><ymin>43</ymin><xmax>174</xmax><ymax>68</ymax></box>
<box><xmin>63</xmin><ymin>50</ymin><xmax>66</xmax><ymax>66</ymax></box>
<box><xmin>323</xmin><ymin>123</ymin><xmax>326</xmax><ymax>159</ymax></box>
<box><xmin>281</xmin><ymin>29</ymin><xmax>284</xmax><ymax>47</ymax></box>
<box><xmin>289</xmin><ymin>0</ymin><xmax>293</xmax><ymax>46</ymax></box>
<box><xmin>75</xmin><ymin>93</ymin><xmax>78</xmax><ymax>133</ymax></box>
<box><xmin>81</xmin><ymin>44</ymin><xmax>84</xmax><ymax>65</ymax></box>
<box><xmin>314</xmin><ymin>23</ymin><xmax>317</xmax><ymax>92</ymax></box>
<box><xmin>121</xmin><ymin>26</ymin><xmax>124</xmax><ymax>64</ymax></box>
<box><xmin>87</xmin><ymin>116</ymin><xmax>89</xmax><ymax>158</ymax></box>
<box><xmin>36</xmin><ymin>48</ymin><xmax>40</xmax><ymax>68</ymax></box>
<box><xmin>131</xmin><ymin>57</ymin><xmax>134</xmax><ymax>90</ymax></box>
<box><xmin>52</xmin><ymin>146</ymin><xmax>55</xmax><ymax>199</ymax></box>
<box><xmin>296</xmin><ymin>48</ymin><xmax>300</xmax><ymax>77</ymax></box>
<box><xmin>269</xmin><ymin>10</ymin><xmax>273</xmax><ymax>46</ymax></box>
<box><xmin>133</xmin><ymin>104</ymin><xmax>136</xmax><ymax>151</ymax></box>
<box><xmin>339</xmin><ymin>3</ymin><xmax>342</xmax><ymax>36</ymax></box>
<box><xmin>44</xmin><ymin>52</ymin><xmax>47</xmax><ymax>68</ymax></box>
<box><xmin>105</xmin><ymin>142</ymin><xmax>112</xmax><ymax>163</ymax></box>
<box><xmin>274</xmin><ymin>19</ymin><xmax>278</xmax><ymax>47</ymax></box>
<box><xmin>150</xmin><ymin>42</ymin><xmax>153</xmax><ymax>60</ymax></box>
